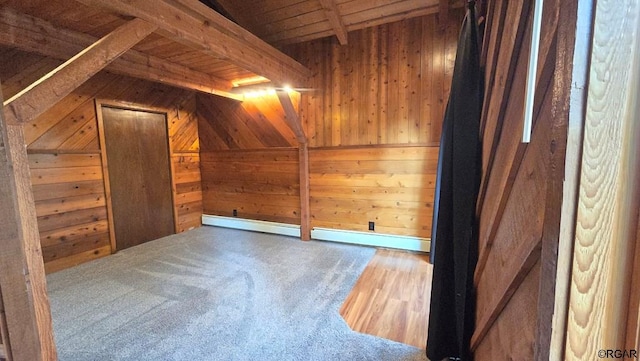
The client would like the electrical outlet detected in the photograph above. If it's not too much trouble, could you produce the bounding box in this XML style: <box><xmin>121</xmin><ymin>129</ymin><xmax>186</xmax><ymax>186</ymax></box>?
<box><xmin>368</xmin><ymin>221</ymin><xmax>375</xmax><ymax>231</ymax></box>
<box><xmin>233</xmin><ymin>209</ymin><xmax>238</xmax><ymax>217</ymax></box>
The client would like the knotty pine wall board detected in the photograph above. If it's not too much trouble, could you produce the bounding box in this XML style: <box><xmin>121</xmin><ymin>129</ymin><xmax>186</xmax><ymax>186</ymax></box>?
<box><xmin>196</xmin><ymin>11</ymin><xmax>463</xmax><ymax>241</ymax></box>
<box><xmin>199</xmin><ymin>149</ymin><xmax>301</xmax><ymax>225</ymax></box>
<box><xmin>1</xmin><ymin>49</ymin><xmax>203</xmax><ymax>272</ymax></box>
<box><xmin>309</xmin><ymin>146</ymin><xmax>437</xmax><ymax>238</ymax></box>
<box><xmin>283</xmin><ymin>9</ymin><xmax>464</xmax><ymax>147</ymax></box>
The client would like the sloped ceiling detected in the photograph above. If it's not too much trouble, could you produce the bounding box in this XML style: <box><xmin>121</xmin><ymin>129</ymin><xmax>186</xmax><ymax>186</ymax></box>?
<box><xmin>0</xmin><ymin>0</ymin><xmax>462</xmax><ymax>95</ymax></box>
<box><xmin>213</xmin><ymin>0</ymin><xmax>463</xmax><ymax>46</ymax></box>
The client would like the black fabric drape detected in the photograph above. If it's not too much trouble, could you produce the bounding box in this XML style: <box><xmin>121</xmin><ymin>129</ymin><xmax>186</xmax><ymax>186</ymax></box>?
<box><xmin>426</xmin><ymin>2</ymin><xmax>483</xmax><ymax>360</ymax></box>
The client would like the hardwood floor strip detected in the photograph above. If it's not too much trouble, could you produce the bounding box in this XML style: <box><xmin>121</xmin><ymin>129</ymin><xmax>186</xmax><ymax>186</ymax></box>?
<box><xmin>340</xmin><ymin>248</ymin><xmax>432</xmax><ymax>348</ymax></box>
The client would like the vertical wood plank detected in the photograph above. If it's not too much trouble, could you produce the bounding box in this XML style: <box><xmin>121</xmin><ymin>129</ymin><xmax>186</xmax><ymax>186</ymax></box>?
<box><xmin>339</xmin><ymin>39</ymin><xmax>351</xmax><ymax>145</ymax></box>
<box><xmin>280</xmin><ymin>10</ymin><xmax>466</xmax><ymax>147</ymax></box>
<box><xmin>565</xmin><ymin>0</ymin><xmax>640</xmax><ymax>358</ymax></box>
<box><xmin>330</xmin><ymin>39</ymin><xmax>341</xmax><ymax>146</ymax></box>
<box><xmin>407</xmin><ymin>17</ymin><xmax>422</xmax><ymax>144</ymax></box>
<box><xmin>378</xmin><ymin>24</ymin><xmax>389</xmax><ymax>145</ymax></box>
<box><xmin>420</xmin><ymin>16</ymin><xmax>434</xmax><ymax>144</ymax></box>
<box><xmin>387</xmin><ymin>21</ymin><xmax>400</xmax><ymax>145</ymax></box>
<box><xmin>535</xmin><ymin>1</ymin><xmax>580</xmax><ymax>358</ymax></box>
<box><xmin>366</xmin><ymin>27</ymin><xmax>380</xmax><ymax>145</ymax></box>
<box><xmin>397</xmin><ymin>19</ymin><xmax>410</xmax><ymax>144</ymax></box>
<box><xmin>429</xmin><ymin>16</ymin><xmax>445</xmax><ymax>143</ymax></box>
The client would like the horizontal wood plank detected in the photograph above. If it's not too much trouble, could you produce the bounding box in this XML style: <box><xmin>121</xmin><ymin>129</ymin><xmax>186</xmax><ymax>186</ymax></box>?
<box><xmin>35</xmin><ymin>193</ymin><xmax>106</xmax><ymax>216</ymax></box>
<box><xmin>310</xmin><ymin>159</ymin><xmax>438</xmax><ymax>174</ymax></box>
<box><xmin>201</xmin><ymin>149</ymin><xmax>301</xmax><ymax>226</ymax></box>
<box><xmin>39</xmin><ymin>220</ymin><xmax>109</xmax><ymax>248</ymax></box>
<box><xmin>37</xmin><ymin>206</ymin><xmax>107</xmax><ymax>233</ymax></box>
<box><xmin>42</xmin><ymin>232</ymin><xmax>110</xmax><ymax>263</ymax></box>
<box><xmin>309</xmin><ymin>145</ymin><xmax>437</xmax><ymax>238</ymax></box>
<box><xmin>30</xmin><ymin>166</ymin><xmax>103</xmax><ymax>185</ymax></box>
<box><xmin>32</xmin><ymin>180</ymin><xmax>105</xmax><ymax>202</ymax></box>
<box><xmin>44</xmin><ymin>245</ymin><xmax>111</xmax><ymax>274</ymax></box>
<box><xmin>28</xmin><ymin>153</ymin><xmax>101</xmax><ymax>169</ymax></box>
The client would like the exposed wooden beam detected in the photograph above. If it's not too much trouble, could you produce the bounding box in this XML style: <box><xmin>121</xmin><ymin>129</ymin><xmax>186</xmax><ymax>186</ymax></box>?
<box><xmin>318</xmin><ymin>0</ymin><xmax>349</xmax><ymax>45</ymax></box>
<box><xmin>77</xmin><ymin>0</ymin><xmax>311</xmax><ymax>86</ymax></box>
<box><xmin>299</xmin><ymin>143</ymin><xmax>311</xmax><ymax>241</ymax></box>
<box><xmin>275</xmin><ymin>89</ymin><xmax>309</xmax><ymax>239</ymax></box>
<box><xmin>3</xmin><ymin>18</ymin><xmax>157</xmax><ymax>125</ymax></box>
<box><xmin>271</xmin><ymin>0</ymin><xmax>466</xmax><ymax>46</ymax></box>
<box><xmin>0</xmin><ymin>86</ymin><xmax>56</xmax><ymax>360</ymax></box>
<box><xmin>276</xmin><ymin>90</ymin><xmax>307</xmax><ymax>144</ymax></box>
<box><xmin>0</xmin><ymin>8</ymin><xmax>242</xmax><ymax>101</ymax></box>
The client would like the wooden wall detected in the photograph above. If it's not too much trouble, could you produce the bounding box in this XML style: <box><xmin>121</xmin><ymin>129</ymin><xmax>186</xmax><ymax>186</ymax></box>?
<box><xmin>283</xmin><ymin>9</ymin><xmax>463</xmax><ymax>147</ymax></box>
<box><xmin>472</xmin><ymin>0</ymin><xmax>577</xmax><ymax>359</ymax></box>
<box><xmin>309</xmin><ymin>146</ymin><xmax>437</xmax><ymax>237</ymax></box>
<box><xmin>197</xmin><ymin>11</ymin><xmax>463</xmax><ymax>241</ymax></box>
<box><xmin>197</xmin><ymin>94</ymin><xmax>297</xmax><ymax>150</ymax></box>
<box><xmin>200</xmin><ymin>148</ymin><xmax>301</xmax><ymax>224</ymax></box>
<box><xmin>0</xmin><ymin>47</ymin><xmax>203</xmax><ymax>273</ymax></box>
<box><xmin>197</xmin><ymin>94</ymin><xmax>301</xmax><ymax>224</ymax></box>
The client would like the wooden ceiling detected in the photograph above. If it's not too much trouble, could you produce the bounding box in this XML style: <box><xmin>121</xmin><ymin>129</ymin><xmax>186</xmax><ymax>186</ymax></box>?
<box><xmin>0</xmin><ymin>0</ymin><xmax>462</xmax><ymax>99</ymax></box>
<box><xmin>215</xmin><ymin>0</ymin><xmax>463</xmax><ymax>45</ymax></box>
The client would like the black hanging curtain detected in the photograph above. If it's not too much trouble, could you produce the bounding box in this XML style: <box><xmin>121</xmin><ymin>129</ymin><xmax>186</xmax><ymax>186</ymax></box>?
<box><xmin>426</xmin><ymin>2</ymin><xmax>483</xmax><ymax>360</ymax></box>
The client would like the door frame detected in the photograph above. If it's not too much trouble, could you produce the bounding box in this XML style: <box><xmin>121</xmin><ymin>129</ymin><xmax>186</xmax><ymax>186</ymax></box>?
<box><xmin>558</xmin><ymin>0</ymin><xmax>640</xmax><ymax>358</ymax></box>
<box><xmin>95</xmin><ymin>99</ymin><xmax>178</xmax><ymax>252</ymax></box>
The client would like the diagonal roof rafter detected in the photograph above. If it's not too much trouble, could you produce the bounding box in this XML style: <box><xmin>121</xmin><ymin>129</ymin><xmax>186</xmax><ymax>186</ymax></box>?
<box><xmin>77</xmin><ymin>0</ymin><xmax>312</xmax><ymax>87</ymax></box>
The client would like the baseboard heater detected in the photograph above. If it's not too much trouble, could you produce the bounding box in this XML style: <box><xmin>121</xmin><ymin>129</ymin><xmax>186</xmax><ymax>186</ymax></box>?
<box><xmin>202</xmin><ymin>215</ymin><xmax>301</xmax><ymax>237</ymax></box>
<box><xmin>311</xmin><ymin>227</ymin><xmax>430</xmax><ymax>253</ymax></box>
<box><xmin>202</xmin><ymin>215</ymin><xmax>430</xmax><ymax>253</ymax></box>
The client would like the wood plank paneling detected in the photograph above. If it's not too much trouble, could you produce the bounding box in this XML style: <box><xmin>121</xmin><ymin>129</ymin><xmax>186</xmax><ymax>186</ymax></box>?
<box><xmin>310</xmin><ymin>145</ymin><xmax>437</xmax><ymax>238</ymax></box>
<box><xmin>1</xmin><ymin>49</ymin><xmax>203</xmax><ymax>272</ymax></box>
<box><xmin>217</xmin><ymin>0</ymin><xmax>455</xmax><ymax>46</ymax></box>
<box><xmin>474</xmin><ymin>262</ymin><xmax>541</xmax><ymax>359</ymax></box>
<box><xmin>172</xmin><ymin>153</ymin><xmax>203</xmax><ymax>233</ymax></box>
<box><xmin>283</xmin><ymin>10</ymin><xmax>463</xmax><ymax>147</ymax></box>
<box><xmin>472</xmin><ymin>0</ymin><xmax>580</xmax><ymax>359</ymax></box>
<box><xmin>201</xmin><ymin>149</ymin><xmax>301</xmax><ymax>225</ymax></box>
<box><xmin>25</xmin><ymin>152</ymin><xmax>110</xmax><ymax>271</ymax></box>
<box><xmin>197</xmin><ymin>94</ymin><xmax>297</xmax><ymax>151</ymax></box>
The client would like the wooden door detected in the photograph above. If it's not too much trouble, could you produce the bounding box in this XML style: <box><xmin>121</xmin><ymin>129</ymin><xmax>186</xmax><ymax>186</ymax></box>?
<box><xmin>101</xmin><ymin>106</ymin><xmax>175</xmax><ymax>250</ymax></box>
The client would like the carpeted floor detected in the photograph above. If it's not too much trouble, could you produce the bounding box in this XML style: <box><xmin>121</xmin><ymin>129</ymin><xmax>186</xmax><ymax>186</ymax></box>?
<box><xmin>47</xmin><ymin>226</ymin><xmax>428</xmax><ymax>361</ymax></box>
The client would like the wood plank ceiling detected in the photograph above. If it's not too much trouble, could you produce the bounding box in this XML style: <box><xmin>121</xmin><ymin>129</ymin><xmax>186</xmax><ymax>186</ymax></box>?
<box><xmin>0</xmin><ymin>0</ymin><xmax>462</xmax><ymax>98</ymax></box>
<box><xmin>215</xmin><ymin>0</ymin><xmax>464</xmax><ymax>45</ymax></box>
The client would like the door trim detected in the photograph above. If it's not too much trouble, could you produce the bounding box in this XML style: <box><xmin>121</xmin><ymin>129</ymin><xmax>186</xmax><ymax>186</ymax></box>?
<box><xmin>95</xmin><ymin>100</ymin><xmax>177</xmax><ymax>252</ymax></box>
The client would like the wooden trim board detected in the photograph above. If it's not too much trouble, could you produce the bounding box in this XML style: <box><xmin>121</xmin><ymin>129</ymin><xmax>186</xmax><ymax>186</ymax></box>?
<box><xmin>564</xmin><ymin>0</ymin><xmax>640</xmax><ymax>358</ymax></box>
<box><xmin>549</xmin><ymin>0</ymin><xmax>594</xmax><ymax>359</ymax></box>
